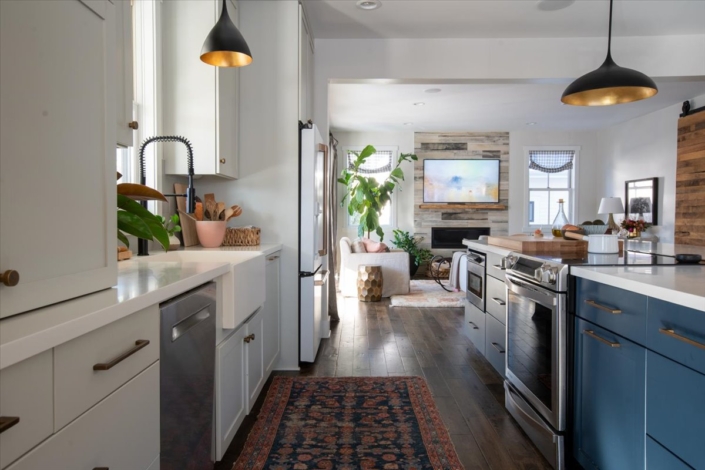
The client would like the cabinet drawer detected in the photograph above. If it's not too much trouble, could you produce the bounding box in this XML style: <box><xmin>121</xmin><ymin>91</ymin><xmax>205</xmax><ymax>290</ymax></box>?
<box><xmin>646</xmin><ymin>436</ymin><xmax>691</xmax><ymax>470</ymax></box>
<box><xmin>575</xmin><ymin>278</ymin><xmax>647</xmax><ymax>345</ymax></box>
<box><xmin>7</xmin><ymin>362</ymin><xmax>159</xmax><ymax>470</ymax></box>
<box><xmin>486</xmin><ymin>275</ymin><xmax>507</xmax><ymax>324</ymax></box>
<box><xmin>0</xmin><ymin>351</ymin><xmax>53</xmax><ymax>469</ymax></box>
<box><xmin>646</xmin><ymin>351</ymin><xmax>704</xmax><ymax>469</ymax></box>
<box><xmin>54</xmin><ymin>304</ymin><xmax>159</xmax><ymax>430</ymax></box>
<box><xmin>647</xmin><ymin>298</ymin><xmax>705</xmax><ymax>375</ymax></box>
<box><xmin>486</xmin><ymin>251</ymin><xmax>507</xmax><ymax>282</ymax></box>
<box><xmin>485</xmin><ymin>313</ymin><xmax>506</xmax><ymax>378</ymax></box>
<box><xmin>465</xmin><ymin>300</ymin><xmax>486</xmax><ymax>354</ymax></box>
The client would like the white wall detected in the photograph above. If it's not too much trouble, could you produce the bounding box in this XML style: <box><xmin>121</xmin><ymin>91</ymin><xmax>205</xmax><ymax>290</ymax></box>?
<box><xmin>594</xmin><ymin>93</ymin><xmax>705</xmax><ymax>243</ymax></box>
<box><xmin>508</xmin><ymin>130</ymin><xmax>599</xmax><ymax>234</ymax></box>
<box><xmin>333</xmin><ymin>130</ymin><xmax>415</xmax><ymax>242</ymax></box>
<box><xmin>197</xmin><ymin>0</ymin><xmax>301</xmax><ymax>370</ymax></box>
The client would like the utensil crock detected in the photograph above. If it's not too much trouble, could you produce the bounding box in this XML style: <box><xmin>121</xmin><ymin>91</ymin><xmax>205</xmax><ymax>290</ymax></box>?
<box><xmin>195</xmin><ymin>220</ymin><xmax>227</xmax><ymax>248</ymax></box>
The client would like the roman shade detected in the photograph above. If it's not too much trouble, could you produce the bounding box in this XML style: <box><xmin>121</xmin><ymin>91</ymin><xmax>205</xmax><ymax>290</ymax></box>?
<box><xmin>529</xmin><ymin>150</ymin><xmax>575</xmax><ymax>174</ymax></box>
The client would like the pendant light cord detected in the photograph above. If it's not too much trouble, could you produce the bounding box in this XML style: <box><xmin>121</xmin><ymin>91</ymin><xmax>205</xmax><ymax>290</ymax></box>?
<box><xmin>607</xmin><ymin>0</ymin><xmax>614</xmax><ymax>58</ymax></box>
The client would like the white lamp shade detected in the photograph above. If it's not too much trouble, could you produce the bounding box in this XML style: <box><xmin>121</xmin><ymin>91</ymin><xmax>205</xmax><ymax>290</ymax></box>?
<box><xmin>598</xmin><ymin>197</ymin><xmax>624</xmax><ymax>215</ymax></box>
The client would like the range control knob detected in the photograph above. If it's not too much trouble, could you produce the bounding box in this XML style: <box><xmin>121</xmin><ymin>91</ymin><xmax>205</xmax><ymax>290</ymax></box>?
<box><xmin>534</xmin><ymin>267</ymin><xmax>544</xmax><ymax>282</ymax></box>
<box><xmin>505</xmin><ymin>255</ymin><xmax>517</xmax><ymax>269</ymax></box>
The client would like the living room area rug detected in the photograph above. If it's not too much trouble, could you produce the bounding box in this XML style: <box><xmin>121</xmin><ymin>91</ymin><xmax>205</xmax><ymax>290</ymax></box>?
<box><xmin>390</xmin><ymin>280</ymin><xmax>465</xmax><ymax>308</ymax></box>
<box><xmin>233</xmin><ymin>376</ymin><xmax>463</xmax><ymax>470</ymax></box>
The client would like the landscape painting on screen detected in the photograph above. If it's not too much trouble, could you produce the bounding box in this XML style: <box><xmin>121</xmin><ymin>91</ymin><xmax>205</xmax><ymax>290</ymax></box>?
<box><xmin>423</xmin><ymin>159</ymin><xmax>500</xmax><ymax>203</ymax></box>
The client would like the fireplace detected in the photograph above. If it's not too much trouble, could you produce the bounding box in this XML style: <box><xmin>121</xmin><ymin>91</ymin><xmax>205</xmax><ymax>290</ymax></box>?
<box><xmin>431</xmin><ymin>227</ymin><xmax>490</xmax><ymax>249</ymax></box>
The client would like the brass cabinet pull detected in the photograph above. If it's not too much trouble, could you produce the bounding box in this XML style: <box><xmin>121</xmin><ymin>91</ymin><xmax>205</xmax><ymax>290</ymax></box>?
<box><xmin>468</xmin><ymin>321</ymin><xmax>479</xmax><ymax>330</ymax></box>
<box><xmin>493</xmin><ymin>264</ymin><xmax>506</xmax><ymax>271</ymax></box>
<box><xmin>583</xmin><ymin>329</ymin><xmax>621</xmax><ymax>348</ymax></box>
<box><xmin>492</xmin><ymin>297</ymin><xmax>506</xmax><ymax>306</ymax></box>
<box><xmin>219</xmin><ymin>158</ymin><xmax>226</xmax><ymax>164</ymax></box>
<box><xmin>491</xmin><ymin>342</ymin><xmax>505</xmax><ymax>354</ymax></box>
<box><xmin>267</xmin><ymin>255</ymin><xmax>280</xmax><ymax>261</ymax></box>
<box><xmin>93</xmin><ymin>340</ymin><xmax>150</xmax><ymax>371</ymax></box>
<box><xmin>244</xmin><ymin>334</ymin><xmax>255</xmax><ymax>343</ymax></box>
<box><xmin>659</xmin><ymin>328</ymin><xmax>705</xmax><ymax>350</ymax></box>
<box><xmin>93</xmin><ymin>468</ymin><xmax>109</xmax><ymax>470</ymax></box>
<box><xmin>585</xmin><ymin>299</ymin><xmax>622</xmax><ymax>315</ymax></box>
<box><xmin>128</xmin><ymin>121</ymin><xmax>139</xmax><ymax>130</ymax></box>
<box><xmin>0</xmin><ymin>416</ymin><xmax>20</xmax><ymax>434</ymax></box>
<box><xmin>1</xmin><ymin>270</ymin><xmax>19</xmax><ymax>287</ymax></box>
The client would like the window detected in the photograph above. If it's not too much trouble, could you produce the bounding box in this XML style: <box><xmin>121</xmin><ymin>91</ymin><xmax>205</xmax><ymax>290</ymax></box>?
<box><xmin>345</xmin><ymin>146</ymin><xmax>398</xmax><ymax>229</ymax></box>
<box><xmin>525</xmin><ymin>148</ymin><xmax>579</xmax><ymax>229</ymax></box>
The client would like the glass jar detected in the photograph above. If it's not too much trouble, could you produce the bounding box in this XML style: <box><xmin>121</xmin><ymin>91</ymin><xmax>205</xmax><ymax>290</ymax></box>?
<box><xmin>551</xmin><ymin>199</ymin><xmax>570</xmax><ymax>237</ymax></box>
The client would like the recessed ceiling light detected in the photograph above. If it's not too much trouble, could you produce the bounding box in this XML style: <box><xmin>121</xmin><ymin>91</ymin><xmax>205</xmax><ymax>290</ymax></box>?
<box><xmin>356</xmin><ymin>0</ymin><xmax>381</xmax><ymax>10</ymax></box>
<box><xmin>403</xmin><ymin>122</ymin><xmax>413</xmax><ymax>126</ymax></box>
<box><xmin>526</xmin><ymin>122</ymin><xmax>537</xmax><ymax>126</ymax></box>
<box><xmin>424</xmin><ymin>88</ymin><xmax>442</xmax><ymax>94</ymax></box>
<box><xmin>413</xmin><ymin>102</ymin><xmax>425</xmax><ymax>106</ymax></box>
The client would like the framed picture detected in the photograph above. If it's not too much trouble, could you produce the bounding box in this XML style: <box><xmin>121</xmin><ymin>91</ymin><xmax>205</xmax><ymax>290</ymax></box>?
<box><xmin>625</xmin><ymin>177</ymin><xmax>658</xmax><ymax>224</ymax></box>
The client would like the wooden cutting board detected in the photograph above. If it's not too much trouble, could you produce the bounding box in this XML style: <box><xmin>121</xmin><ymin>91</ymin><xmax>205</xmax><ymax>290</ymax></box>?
<box><xmin>487</xmin><ymin>235</ymin><xmax>588</xmax><ymax>255</ymax></box>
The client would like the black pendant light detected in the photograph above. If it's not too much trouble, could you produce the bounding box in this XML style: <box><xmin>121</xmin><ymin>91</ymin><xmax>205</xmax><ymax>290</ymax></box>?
<box><xmin>561</xmin><ymin>0</ymin><xmax>657</xmax><ymax>106</ymax></box>
<box><xmin>200</xmin><ymin>0</ymin><xmax>252</xmax><ymax>67</ymax></box>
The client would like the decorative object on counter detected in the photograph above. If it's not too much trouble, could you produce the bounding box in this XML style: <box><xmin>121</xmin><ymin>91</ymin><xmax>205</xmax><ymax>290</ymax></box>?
<box><xmin>534</xmin><ymin>229</ymin><xmax>544</xmax><ymax>238</ymax></box>
<box><xmin>559</xmin><ymin>224</ymin><xmax>582</xmax><ymax>238</ymax></box>
<box><xmin>579</xmin><ymin>220</ymin><xmax>610</xmax><ymax>235</ymax></box>
<box><xmin>222</xmin><ymin>226</ymin><xmax>261</xmax><ymax>246</ymax></box>
<box><xmin>156</xmin><ymin>214</ymin><xmax>182</xmax><ymax>250</ymax></box>
<box><xmin>116</xmin><ymin>174</ymin><xmax>171</xmax><ymax>254</ymax></box>
<box><xmin>117</xmin><ymin>246</ymin><xmax>132</xmax><ymax>261</ymax></box>
<box><xmin>620</xmin><ymin>218</ymin><xmax>651</xmax><ymax>239</ymax></box>
<box><xmin>625</xmin><ymin>177</ymin><xmax>658</xmax><ymax>224</ymax></box>
<box><xmin>391</xmin><ymin>229</ymin><xmax>433</xmax><ymax>276</ymax></box>
<box><xmin>357</xmin><ymin>265</ymin><xmax>383</xmax><ymax>302</ymax></box>
<box><xmin>561</xmin><ymin>0</ymin><xmax>657</xmax><ymax>106</ymax></box>
<box><xmin>339</xmin><ymin>145</ymin><xmax>417</xmax><ymax>241</ymax></box>
<box><xmin>195</xmin><ymin>220</ymin><xmax>227</xmax><ymax>248</ymax></box>
<box><xmin>487</xmin><ymin>234</ymin><xmax>589</xmax><ymax>256</ymax></box>
<box><xmin>597</xmin><ymin>196</ymin><xmax>625</xmax><ymax>233</ymax></box>
<box><xmin>200</xmin><ymin>0</ymin><xmax>252</xmax><ymax>68</ymax></box>
<box><xmin>564</xmin><ymin>232</ymin><xmax>620</xmax><ymax>254</ymax></box>
<box><xmin>551</xmin><ymin>199</ymin><xmax>571</xmax><ymax>237</ymax></box>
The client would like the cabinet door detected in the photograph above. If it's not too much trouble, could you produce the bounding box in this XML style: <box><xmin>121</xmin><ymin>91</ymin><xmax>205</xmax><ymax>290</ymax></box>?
<box><xmin>216</xmin><ymin>0</ymin><xmax>239</xmax><ymax>179</ymax></box>
<box><xmin>574</xmin><ymin>319</ymin><xmax>646</xmax><ymax>470</ymax></box>
<box><xmin>263</xmin><ymin>253</ymin><xmax>281</xmax><ymax>375</ymax></box>
<box><xmin>115</xmin><ymin>0</ymin><xmax>134</xmax><ymax>147</ymax></box>
<box><xmin>0</xmin><ymin>0</ymin><xmax>117</xmax><ymax>318</ymax></box>
<box><xmin>246</xmin><ymin>308</ymin><xmax>265</xmax><ymax>412</ymax></box>
<box><xmin>215</xmin><ymin>324</ymin><xmax>247</xmax><ymax>461</ymax></box>
<box><xmin>298</xmin><ymin>5</ymin><xmax>313</xmax><ymax>122</ymax></box>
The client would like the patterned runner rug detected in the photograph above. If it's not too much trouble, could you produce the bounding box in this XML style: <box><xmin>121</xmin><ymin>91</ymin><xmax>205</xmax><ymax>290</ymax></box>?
<box><xmin>390</xmin><ymin>280</ymin><xmax>465</xmax><ymax>308</ymax></box>
<box><xmin>234</xmin><ymin>376</ymin><xmax>463</xmax><ymax>470</ymax></box>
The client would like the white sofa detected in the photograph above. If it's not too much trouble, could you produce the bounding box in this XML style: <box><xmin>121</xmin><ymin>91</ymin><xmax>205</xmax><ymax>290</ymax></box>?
<box><xmin>339</xmin><ymin>237</ymin><xmax>410</xmax><ymax>298</ymax></box>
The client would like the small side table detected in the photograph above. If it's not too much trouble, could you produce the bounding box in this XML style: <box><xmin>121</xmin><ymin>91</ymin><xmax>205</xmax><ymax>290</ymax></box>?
<box><xmin>357</xmin><ymin>265</ymin><xmax>383</xmax><ymax>302</ymax></box>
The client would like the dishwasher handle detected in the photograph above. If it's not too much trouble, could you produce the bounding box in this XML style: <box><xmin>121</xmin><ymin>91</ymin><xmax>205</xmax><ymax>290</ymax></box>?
<box><xmin>171</xmin><ymin>307</ymin><xmax>211</xmax><ymax>342</ymax></box>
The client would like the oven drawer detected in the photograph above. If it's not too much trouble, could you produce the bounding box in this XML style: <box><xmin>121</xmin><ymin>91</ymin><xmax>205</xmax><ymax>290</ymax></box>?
<box><xmin>575</xmin><ymin>278</ymin><xmax>647</xmax><ymax>345</ymax></box>
<box><xmin>486</xmin><ymin>251</ymin><xmax>507</xmax><ymax>282</ymax></box>
<box><xmin>465</xmin><ymin>300</ymin><xmax>486</xmax><ymax>354</ymax></box>
<box><xmin>486</xmin><ymin>275</ymin><xmax>506</xmax><ymax>325</ymax></box>
<box><xmin>485</xmin><ymin>313</ymin><xmax>506</xmax><ymax>378</ymax></box>
<box><xmin>647</xmin><ymin>298</ymin><xmax>705</xmax><ymax>375</ymax></box>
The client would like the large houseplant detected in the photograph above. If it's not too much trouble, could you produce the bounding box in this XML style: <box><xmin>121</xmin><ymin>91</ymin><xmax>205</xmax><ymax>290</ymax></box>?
<box><xmin>391</xmin><ymin>229</ymin><xmax>433</xmax><ymax>276</ymax></box>
<box><xmin>116</xmin><ymin>178</ymin><xmax>171</xmax><ymax>251</ymax></box>
<box><xmin>338</xmin><ymin>145</ymin><xmax>417</xmax><ymax>241</ymax></box>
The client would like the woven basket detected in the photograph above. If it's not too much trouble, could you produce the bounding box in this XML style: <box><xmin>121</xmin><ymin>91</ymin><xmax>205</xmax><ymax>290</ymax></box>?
<box><xmin>222</xmin><ymin>227</ymin><xmax>261</xmax><ymax>246</ymax></box>
<box><xmin>426</xmin><ymin>258</ymin><xmax>451</xmax><ymax>279</ymax></box>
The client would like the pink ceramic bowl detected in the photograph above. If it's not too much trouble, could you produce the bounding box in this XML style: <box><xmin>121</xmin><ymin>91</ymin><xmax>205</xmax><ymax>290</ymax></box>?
<box><xmin>195</xmin><ymin>221</ymin><xmax>227</xmax><ymax>248</ymax></box>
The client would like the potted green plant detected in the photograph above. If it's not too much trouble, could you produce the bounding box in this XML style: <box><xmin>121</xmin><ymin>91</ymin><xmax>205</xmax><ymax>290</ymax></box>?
<box><xmin>116</xmin><ymin>178</ymin><xmax>171</xmax><ymax>253</ymax></box>
<box><xmin>391</xmin><ymin>229</ymin><xmax>433</xmax><ymax>276</ymax></box>
<box><xmin>338</xmin><ymin>145</ymin><xmax>417</xmax><ymax>241</ymax></box>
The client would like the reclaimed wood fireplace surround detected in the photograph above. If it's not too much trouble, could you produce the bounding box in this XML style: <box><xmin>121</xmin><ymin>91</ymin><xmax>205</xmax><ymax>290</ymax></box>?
<box><xmin>414</xmin><ymin>132</ymin><xmax>510</xmax><ymax>250</ymax></box>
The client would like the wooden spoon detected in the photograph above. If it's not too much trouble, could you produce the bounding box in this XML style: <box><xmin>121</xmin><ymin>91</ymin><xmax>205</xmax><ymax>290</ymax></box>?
<box><xmin>215</xmin><ymin>202</ymin><xmax>225</xmax><ymax>221</ymax></box>
<box><xmin>205</xmin><ymin>200</ymin><xmax>216</xmax><ymax>221</ymax></box>
<box><xmin>228</xmin><ymin>205</ymin><xmax>242</xmax><ymax>220</ymax></box>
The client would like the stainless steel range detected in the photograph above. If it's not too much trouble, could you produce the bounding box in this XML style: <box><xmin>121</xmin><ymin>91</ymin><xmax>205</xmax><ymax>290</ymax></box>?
<box><xmin>503</xmin><ymin>253</ymin><xmax>570</xmax><ymax>470</ymax></box>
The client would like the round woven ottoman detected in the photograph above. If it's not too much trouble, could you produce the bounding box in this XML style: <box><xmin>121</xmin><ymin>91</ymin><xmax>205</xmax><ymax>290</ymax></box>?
<box><xmin>357</xmin><ymin>265</ymin><xmax>383</xmax><ymax>302</ymax></box>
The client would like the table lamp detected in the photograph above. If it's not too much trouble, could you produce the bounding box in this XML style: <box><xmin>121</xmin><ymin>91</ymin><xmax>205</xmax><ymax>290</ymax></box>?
<box><xmin>598</xmin><ymin>197</ymin><xmax>624</xmax><ymax>233</ymax></box>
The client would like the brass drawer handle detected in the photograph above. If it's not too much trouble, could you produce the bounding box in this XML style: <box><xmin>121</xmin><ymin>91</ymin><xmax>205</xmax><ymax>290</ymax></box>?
<box><xmin>0</xmin><ymin>416</ymin><xmax>20</xmax><ymax>434</ymax></box>
<box><xmin>491</xmin><ymin>342</ymin><xmax>505</xmax><ymax>354</ymax></box>
<box><xmin>128</xmin><ymin>120</ymin><xmax>139</xmax><ymax>130</ymax></box>
<box><xmin>659</xmin><ymin>328</ymin><xmax>705</xmax><ymax>350</ymax></box>
<box><xmin>267</xmin><ymin>255</ymin><xmax>280</xmax><ymax>261</ymax></box>
<box><xmin>1</xmin><ymin>270</ymin><xmax>19</xmax><ymax>287</ymax></box>
<box><xmin>93</xmin><ymin>340</ymin><xmax>150</xmax><ymax>371</ymax></box>
<box><xmin>492</xmin><ymin>297</ymin><xmax>506</xmax><ymax>306</ymax></box>
<box><xmin>493</xmin><ymin>264</ymin><xmax>506</xmax><ymax>271</ymax></box>
<box><xmin>583</xmin><ymin>329</ymin><xmax>621</xmax><ymax>348</ymax></box>
<box><xmin>244</xmin><ymin>333</ymin><xmax>255</xmax><ymax>343</ymax></box>
<box><xmin>468</xmin><ymin>321</ymin><xmax>479</xmax><ymax>330</ymax></box>
<box><xmin>93</xmin><ymin>468</ymin><xmax>109</xmax><ymax>470</ymax></box>
<box><xmin>585</xmin><ymin>299</ymin><xmax>622</xmax><ymax>315</ymax></box>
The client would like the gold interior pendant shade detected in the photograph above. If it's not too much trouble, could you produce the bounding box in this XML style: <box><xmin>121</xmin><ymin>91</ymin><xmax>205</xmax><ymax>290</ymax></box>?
<box><xmin>200</xmin><ymin>0</ymin><xmax>252</xmax><ymax>67</ymax></box>
<box><xmin>561</xmin><ymin>0</ymin><xmax>657</xmax><ymax>106</ymax></box>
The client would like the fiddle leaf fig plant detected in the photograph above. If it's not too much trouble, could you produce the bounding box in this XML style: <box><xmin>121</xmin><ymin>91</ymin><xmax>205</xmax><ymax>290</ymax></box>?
<box><xmin>338</xmin><ymin>145</ymin><xmax>417</xmax><ymax>241</ymax></box>
<box><xmin>116</xmin><ymin>174</ymin><xmax>171</xmax><ymax>251</ymax></box>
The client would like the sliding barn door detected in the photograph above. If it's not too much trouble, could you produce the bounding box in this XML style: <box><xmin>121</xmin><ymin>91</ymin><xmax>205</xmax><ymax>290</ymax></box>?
<box><xmin>675</xmin><ymin>112</ymin><xmax>705</xmax><ymax>246</ymax></box>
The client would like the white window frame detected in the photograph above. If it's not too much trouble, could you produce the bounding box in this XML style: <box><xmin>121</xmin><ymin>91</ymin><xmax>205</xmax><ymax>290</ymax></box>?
<box><xmin>523</xmin><ymin>146</ymin><xmax>580</xmax><ymax>232</ymax></box>
<box><xmin>343</xmin><ymin>145</ymin><xmax>399</xmax><ymax>232</ymax></box>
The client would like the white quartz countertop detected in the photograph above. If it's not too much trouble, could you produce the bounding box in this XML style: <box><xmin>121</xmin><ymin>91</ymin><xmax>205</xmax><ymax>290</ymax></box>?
<box><xmin>462</xmin><ymin>239</ymin><xmax>512</xmax><ymax>257</ymax></box>
<box><xmin>179</xmin><ymin>244</ymin><xmax>282</xmax><ymax>257</ymax></box>
<box><xmin>571</xmin><ymin>265</ymin><xmax>705</xmax><ymax>312</ymax></box>
<box><xmin>0</xmin><ymin>260</ymin><xmax>230</xmax><ymax>369</ymax></box>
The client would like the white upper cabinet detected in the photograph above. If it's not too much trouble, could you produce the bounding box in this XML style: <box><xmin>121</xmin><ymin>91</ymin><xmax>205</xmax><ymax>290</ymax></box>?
<box><xmin>0</xmin><ymin>0</ymin><xmax>117</xmax><ymax>319</ymax></box>
<box><xmin>299</xmin><ymin>5</ymin><xmax>314</xmax><ymax>123</ymax></box>
<box><xmin>162</xmin><ymin>0</ymin><xmax>239</xmax><ymax>179</ymax></box>
<box><xmin>115</xmin><ymin>0</ymin><xmax>135</xmax><ymax>147</ymax></box>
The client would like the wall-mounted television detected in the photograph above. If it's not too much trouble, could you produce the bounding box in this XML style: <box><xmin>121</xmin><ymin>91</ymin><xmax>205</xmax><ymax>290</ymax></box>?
<box><xmin>423</xmin><ymin>159</ymin><xmax>500</xmax><ymax>203</ymax></box>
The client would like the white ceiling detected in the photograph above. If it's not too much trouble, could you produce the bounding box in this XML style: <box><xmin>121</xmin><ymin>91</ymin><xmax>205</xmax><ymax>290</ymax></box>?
<box><xmin>328</xmin><ymin>81</ymin><xmax>705</xmax><ymax>132</ymax></box>
<box><xmin>303</xmin><ymin>1</ymin><xmax>705</xmax><ymax>39</ymax></box>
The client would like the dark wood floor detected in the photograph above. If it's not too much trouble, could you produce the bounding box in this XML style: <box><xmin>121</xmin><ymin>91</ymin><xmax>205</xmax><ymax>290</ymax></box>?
<box><xmin>216</xmin><ymin>296</ymin><xmax>552</xmax><ymax>470</ymax></box>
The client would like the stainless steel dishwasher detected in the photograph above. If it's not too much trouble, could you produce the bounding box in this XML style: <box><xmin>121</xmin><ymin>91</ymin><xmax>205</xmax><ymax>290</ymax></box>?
<box><xmin>160</xmin><ymin>282</ymin><xmax>216</xmax><ymax>470</ymax></box>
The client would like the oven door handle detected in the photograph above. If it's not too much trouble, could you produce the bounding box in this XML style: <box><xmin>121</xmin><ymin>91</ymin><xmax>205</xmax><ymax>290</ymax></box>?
<box><xmin>505</xmin><ymin>275</ymin><xmax>557</xmax><ymax>307</ymax></box>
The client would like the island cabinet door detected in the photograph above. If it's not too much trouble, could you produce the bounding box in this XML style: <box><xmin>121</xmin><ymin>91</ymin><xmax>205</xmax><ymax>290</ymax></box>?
<box><xmin>574</xmin><ymin>318</ymin><xmax>646</xmax><ymax>470</ymax></box>
<box><xmin>215</xmin><ymin>324</ymin><xmax>247</xmax><ymax>461</ymax></box>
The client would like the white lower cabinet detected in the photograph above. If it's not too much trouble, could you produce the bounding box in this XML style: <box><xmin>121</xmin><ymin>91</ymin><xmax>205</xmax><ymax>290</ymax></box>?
<box><xmin>246</xmin><ymin>308</ymin><xmax>265</xmax><ymax>412</ymax></box>
<box><xmin>7</xmin><ymin>362</ymin><xmax>159</xmax><ymax>470</ymax></box>
<box><xmin>215</xmin><ymin>325</ymin><xmax>247</xmax><ymax>461</ymax></box>
<box><xmin>263</xmin><ymin>253</ymin><xmax>281</xmax><ymax>375</ymax></box>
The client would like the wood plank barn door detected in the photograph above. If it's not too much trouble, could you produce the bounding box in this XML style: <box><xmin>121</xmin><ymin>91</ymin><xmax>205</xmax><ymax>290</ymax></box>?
<box><xmin>675</xmin><ymin>111</ymin><xmax>705</xmax><ymax>246</ymax></box>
